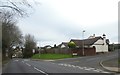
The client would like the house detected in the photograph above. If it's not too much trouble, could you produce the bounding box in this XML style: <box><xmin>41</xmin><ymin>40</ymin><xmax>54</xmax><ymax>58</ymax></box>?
<box><xmin>42</xmin><ymin>45</ymin><xmax>54</xmax><ymax>53</ymax></box>
<box><xmin>70</xmin><ymin>34</ymin><xmax>109</xmax><ymax>53</ymax></box>
<box><xmin>44</xmin><ymin>45</ymin><xmax>52</xmax><ymax>49</ymax></box>
<box><xmin>55</xmin><ymin>42</ymin><xmax>71</xmax><ymax>54</ymax></box>
<box><xmin>58</xmin><ymin>42</ymin><xmax>69</xmax><ymax>48</ymax></box>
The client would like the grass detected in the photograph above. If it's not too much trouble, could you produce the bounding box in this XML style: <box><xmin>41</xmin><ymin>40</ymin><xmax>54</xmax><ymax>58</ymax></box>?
<box><xmin>2</xmin><ymin>58</ymin><xmax>10</xmax><ymax>67</ymax></box>
<box><xmin>119</xmin><ymin>60</ymin><xmax>120</xmax><ymax>64</ymax></box>
<box><xmin>32</xmin><ymin>54</ymin><xmax>78</xmax><ymax>60</ymax></box>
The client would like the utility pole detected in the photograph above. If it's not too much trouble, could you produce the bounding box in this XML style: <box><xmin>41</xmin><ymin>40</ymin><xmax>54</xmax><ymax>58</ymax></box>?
<box><xmin>38</xmin><ymin>47</ymin><xmax>41</xmax><ymax>58</ymax></box>
<box><xmin>82</xmin><ymin>30</ymin><xmax>85</xmax><ymax>56</ymax></box>
<box><xmin>37</xmin><ymin>41</ymin><xmax>41</xmax><ymax>58</ymax></box>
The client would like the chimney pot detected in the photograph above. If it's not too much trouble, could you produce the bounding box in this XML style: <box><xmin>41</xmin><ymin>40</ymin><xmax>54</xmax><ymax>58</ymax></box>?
<box><xmin>93</xmin><ymin>34</ymin><xmax>95</xmax><ymax>38</ymax></box>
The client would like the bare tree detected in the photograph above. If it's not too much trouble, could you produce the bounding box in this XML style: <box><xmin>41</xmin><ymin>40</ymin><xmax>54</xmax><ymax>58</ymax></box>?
<box><xmin>2</xmin><ymin>11</ymin><xmax>23</xmax><ymax>59</ymax></box>
<box><xmin>0</xmin><ymin>0</ymin><xmax>34</xmax><ymax>17</ymax></box>
<box><xmin>23</xmin><ymin>34</ymin><xmax>36</xmax><ymax>58</ymax></box>
<box><xmin>0</xmin><ymin>0</ymin><xmax>39</xmax><ymax>59</ymax></box>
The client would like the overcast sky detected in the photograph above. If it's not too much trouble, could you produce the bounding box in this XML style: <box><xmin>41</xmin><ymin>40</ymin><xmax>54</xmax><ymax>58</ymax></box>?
<box><xmin>18</xmin><ymin>0</ymin><xmax>119</xmax><ymax>47</ymax></box>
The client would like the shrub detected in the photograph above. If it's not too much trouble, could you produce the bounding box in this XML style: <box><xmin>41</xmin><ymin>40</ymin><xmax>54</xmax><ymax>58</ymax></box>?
<box><xmin>68</xmin><ymin>41</ymin><xmax>76</xmax><ymax>48</ymax></box>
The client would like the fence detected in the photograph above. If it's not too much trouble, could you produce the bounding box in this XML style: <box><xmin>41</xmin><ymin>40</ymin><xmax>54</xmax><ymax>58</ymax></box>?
<box><xmin>41</xmin><ymin>47</ymin><xmax>96</xmax><ymax>56</ymax></box>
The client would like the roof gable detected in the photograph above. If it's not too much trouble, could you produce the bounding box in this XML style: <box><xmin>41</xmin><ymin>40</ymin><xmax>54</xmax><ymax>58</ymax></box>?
<box><xmin>58</xmin><ymin>42</ymin><xmax>68</xmax><ymax>47</ymax></box>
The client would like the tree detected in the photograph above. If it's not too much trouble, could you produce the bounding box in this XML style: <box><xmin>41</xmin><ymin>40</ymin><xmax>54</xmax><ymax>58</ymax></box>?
<box><xmin>68</xmin><ymin>41</ymin><xmax>76</xmax><ymax>48</ymax></box>
<box><xmin>1</xmin><ymin>0</ymin><xmax>39</xmax><ymax>59</ymax></box>
<box><xmin>1</xmin><ymin>11</ymin><xmax>23</xmax><ymax>59</ymax></box>
<box><xmin>68</xmin><ymin>41</ymin><xmax>76</xmax><ymax>56</ymax></box>
<box><xmin>0</xmin><ymin>14</ymin><xmax>2</xmax><ymax>49</ymax></box>
<box><xmin>23</xmin><ymin>34</ymin><xmax>36</xmax><ymax>58</ymax></box>
<box><xmin>0</xmin><ymin>0</ymin><xmax>33</xmax><ymax>17</ymax></box>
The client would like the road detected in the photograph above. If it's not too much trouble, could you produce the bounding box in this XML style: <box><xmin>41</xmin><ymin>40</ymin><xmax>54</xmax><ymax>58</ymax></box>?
<box><xmin>2</xmin><ymin>50</ymin><xmax>118</xmax><ymax>75</ymax></box>
<box><xmin>52</xmin><ymin>50</ymin><xmax>118</xmax><ymax>70</ymax></box>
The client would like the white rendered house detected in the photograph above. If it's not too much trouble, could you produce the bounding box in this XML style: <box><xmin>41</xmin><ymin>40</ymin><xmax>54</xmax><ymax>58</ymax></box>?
<box><xmin>71</xmin><ymin>34</ymin><xmax>109</xmax><ymax>53</ymax></box>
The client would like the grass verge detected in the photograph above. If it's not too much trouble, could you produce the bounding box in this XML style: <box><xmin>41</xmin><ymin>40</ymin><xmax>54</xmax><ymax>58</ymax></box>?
<box><xmin>119</xmin><ymin>60</ymin><xmax>120</xmax><ymax>64</ymax></box>
<box><xmin>32</xmin><ymin>54</ymin><xmax>78</xmax><ymax>60</ymax></box>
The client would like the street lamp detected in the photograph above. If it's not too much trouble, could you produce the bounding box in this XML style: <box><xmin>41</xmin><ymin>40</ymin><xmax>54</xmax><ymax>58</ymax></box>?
<box><xmin>37</xmin><ymin>41</ymin><xmax>41</xmax><ymax>58</ymax></box>
<box><xmin>38</xmin><ymin>47</ymin><xmax>41</xmax><ymax>58</ymax></box>
<box><xmin>82</xmin><ymin>30</ymin><xmax>85</xmax><ymax>56</ymax></box>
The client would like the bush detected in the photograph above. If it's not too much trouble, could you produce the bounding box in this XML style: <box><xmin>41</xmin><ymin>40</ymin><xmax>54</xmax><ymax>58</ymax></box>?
<box><xmin>68</xmin><ymin>41</ymin><xmax>76</xmax><ymax>48</ymax></box>
<box><xmin>119</xmin><ymin>60</ymin><xmax>120</xmax><ymax>64</ymax></box>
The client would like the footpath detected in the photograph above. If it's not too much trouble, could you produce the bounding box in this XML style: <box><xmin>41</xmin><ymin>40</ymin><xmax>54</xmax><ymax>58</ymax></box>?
<box><xmin>100</xmin><ymin>57</ymin><xmax>119</xmax><ymax>73</ymax></box>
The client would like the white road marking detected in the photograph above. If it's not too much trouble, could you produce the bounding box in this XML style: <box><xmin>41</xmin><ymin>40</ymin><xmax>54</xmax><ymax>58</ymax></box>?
<box><xmin>24</xmin><ymin>59</ymin><xmax>30</xmax><ymax>61</ymax></box>
<box><xmin>77</xmin><ymin>66</ymin><xmax>84</xmax><ymax>69</ymax></box>
<box><xmin>26</xmin><ymin>63</ymin><xmax>31</xmax><ymax>67</ymax></box>
<box><xmin>93</xmin><ymin>69</ymin><xmax>101</xmax><ymax>72</ymax></box>
<box><xmin>96</xmin><ymin>69</ymin><xmax>103</xmax><ymax>72</ymax></box>
<box><xmin>59</xmin><ymin>64</ymin><xmax>64</xmax><ymax>66</ymax></box>
<box><xmin>88</xmin><ymin>68</ymin><xmax>95</xmax><ymax>70</ymax></box>
<box><xmin>14</xmin><ymin>60</ymin><xmax>18</xmax><ymax>62</ymax></box>
<box><xmin>58</xmin><ymin>63</ymin><xmax>110</xmax><ymax>73</ymax></box>
<box><xmin>67</xmin><ymin>64</ymin><xmax>72</xmax><ymax>67</ymax></box>
<box><xmin>84</xmin><ymin>68</ymin><xmax>91</xmax><ymax>71</ymax></box>
<box><xmin>101</xmin><ymin>71</ymin><xmax>110</xmax><ymax>73</ymax></box>
<box><xmin>34</xmin><ymin>67</ymin><xmax>48</xmax><ymax>75</ymax></box>
<box><xmin>22</xmin><ymin>61</ymin><xmax>24</xmax><ymax>63</ymax></box>
<box><xmin>71</xmin><ymin>65</ymin><xmax>76</xmax><ymax>68</ymax></box>
<box><xmin>83</xmin><ymin>67</ymin><xmax>87</xmax><ymax>69</ymax></box>
<box><xmin>63</xmin><ymin>64</ymin><xmax>68</xmax><ymax>66</ymax></box>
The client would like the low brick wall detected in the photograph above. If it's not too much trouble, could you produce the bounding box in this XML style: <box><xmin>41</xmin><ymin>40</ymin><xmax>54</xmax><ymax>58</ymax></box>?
<box><xmin>41</xmin><ymin>47</ymin><xmax>96</xmax><ymax>56</ymax></box>
<box><xmin>72</xmin><ymin>47</ymin><xmax>96</xmax><ymax>56</ymax></box>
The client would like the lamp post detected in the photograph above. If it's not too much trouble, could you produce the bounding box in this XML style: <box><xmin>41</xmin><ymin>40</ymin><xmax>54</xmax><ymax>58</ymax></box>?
<box><xmin>82</xmin><ymin>30</ymin><xmax>85</xmax><ymax>56</ymax></box>
<box><xmin>37</xmin><ymin>47</ymin><xmax>40</xmax><ymax>58</ymax></box>
<box><xmin>37</xmin><ymin>41</ymin><xmax>41</xmax><ymax>58</ymax></box>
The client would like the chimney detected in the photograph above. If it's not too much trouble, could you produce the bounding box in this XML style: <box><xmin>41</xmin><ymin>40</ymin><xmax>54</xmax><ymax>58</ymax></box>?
<box><xmin>93</xmin><ymin>34</ymin><xmax>95</xmax><ymax>38</ymax></box>
<box><xmin>103</xmin><ymin>34</ymin><xmax>106</xmax><ymax>37</ymax></box>
<box><xmin>103</xmin><ymin>34</ymin><xmax>106</xmax><ymax>45</ymax></box>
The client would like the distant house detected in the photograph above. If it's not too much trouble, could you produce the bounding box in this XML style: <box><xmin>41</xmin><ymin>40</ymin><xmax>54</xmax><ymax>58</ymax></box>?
<box><xmin>44</xmin><ymin>45</ymin><xmax>52</xmax><ymax>49</ymax></box>
<box><xmin>58</xmin><ymin>42</ymin><xmax>69</xmax><ymax>48</ymax></box>
<box><xmin>55</xmin><ymin>42</ymin><xmax>71</xmax><ymax>54</ymax></box>
<box><xmin>70</xmin><ymin>34</ymin><xmax>109</xmax><ymax>53</ymax></box>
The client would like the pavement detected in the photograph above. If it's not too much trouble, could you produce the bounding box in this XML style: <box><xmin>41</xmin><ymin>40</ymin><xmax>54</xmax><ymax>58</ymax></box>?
<box><xmin>100</xmin><ymin>57</ymin><xmax>120</xmax><ymax>73</ymax></box>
